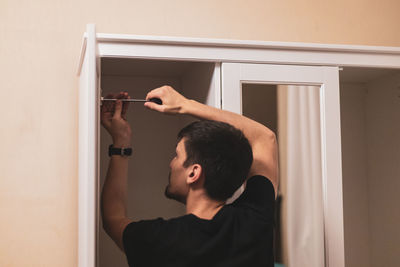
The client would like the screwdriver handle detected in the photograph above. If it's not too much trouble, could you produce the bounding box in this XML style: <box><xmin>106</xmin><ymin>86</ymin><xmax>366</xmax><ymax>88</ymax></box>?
<box><xmin>149</xmin><ymin>98</ymin><xmax>162</xmax><ymax>105</ymax></box>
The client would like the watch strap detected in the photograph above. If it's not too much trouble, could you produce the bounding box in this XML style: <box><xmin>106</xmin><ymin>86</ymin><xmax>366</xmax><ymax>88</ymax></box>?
<box><xmin>108</xmin><ymin>144</ymin><xmax>132</xmax><ymax>157</ymax></box>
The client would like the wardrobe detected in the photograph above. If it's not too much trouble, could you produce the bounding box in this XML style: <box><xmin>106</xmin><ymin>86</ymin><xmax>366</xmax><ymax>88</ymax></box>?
<box><xmin>78</xmin><ymin>24</ymin><xmax>400</xmax><ymax>267</ymax></box>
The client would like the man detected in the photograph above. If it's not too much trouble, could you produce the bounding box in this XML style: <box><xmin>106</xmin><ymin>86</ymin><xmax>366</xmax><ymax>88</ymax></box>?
<box><xmin>100</xmin><ymin>85</ymin><xmax>279</xmax><ymax>267</ymax></box>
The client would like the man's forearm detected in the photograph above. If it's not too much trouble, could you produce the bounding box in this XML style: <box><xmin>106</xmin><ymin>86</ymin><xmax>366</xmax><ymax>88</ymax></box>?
<box><xmin>181</xmin><ymin>99</ymin><xmax>278</xmax><ymax>184</ymax></box>
<box><xmin>101</xmin><ymin>155</ymin><xmax>129</xmax><ymax>233</ymax></box>
<box><xmin>181</xmin><ymin>99</ymin><xmax>275</xmax><ymax>145</ymax></box>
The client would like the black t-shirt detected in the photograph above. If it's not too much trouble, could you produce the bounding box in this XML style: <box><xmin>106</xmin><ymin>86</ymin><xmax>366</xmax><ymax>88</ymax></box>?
<box><xmin>123</xmin><ymin>175</ymin><xmax>276</xmax><ymax>267</ymax></box>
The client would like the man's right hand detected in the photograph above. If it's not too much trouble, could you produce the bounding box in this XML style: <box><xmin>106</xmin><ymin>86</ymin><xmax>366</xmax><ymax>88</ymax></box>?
<box><xmin>144</xmin><ymin>85</ymin><xmax>189</xmax><ymax>115</ymax></box>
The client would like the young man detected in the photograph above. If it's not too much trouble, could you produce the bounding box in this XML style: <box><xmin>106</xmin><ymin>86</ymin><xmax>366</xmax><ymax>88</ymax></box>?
<box><xmin>100</xmin><ymin>85</ymin><xmax>279</xmax><ymax>267</ymax></box>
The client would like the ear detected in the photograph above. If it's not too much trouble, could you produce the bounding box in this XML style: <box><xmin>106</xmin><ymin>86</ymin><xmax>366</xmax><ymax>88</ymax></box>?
<box><xmin>186</xmin><ymin>164</ymin><xmax>203</xmax><ymax>185</ymax></box>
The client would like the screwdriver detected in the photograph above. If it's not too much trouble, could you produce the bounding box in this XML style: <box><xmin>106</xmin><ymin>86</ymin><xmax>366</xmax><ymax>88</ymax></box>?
<box><xmin>101</xmin><ymin>97</ymin><xmax>162</xmax><ymax>105</ymax></box>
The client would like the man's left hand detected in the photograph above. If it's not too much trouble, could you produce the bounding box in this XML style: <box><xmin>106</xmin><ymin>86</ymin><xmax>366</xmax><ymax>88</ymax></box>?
<box><xmin>101</xmin><ymin>91</ymin><xmax>132</xmax><ymax>147</ymax></box>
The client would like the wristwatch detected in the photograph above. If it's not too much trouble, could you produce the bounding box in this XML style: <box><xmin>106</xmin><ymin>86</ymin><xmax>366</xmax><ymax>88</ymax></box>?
<box><xmin>108</xmin><ymin>144</ymin><xmax>132</xmax><ymax>157</ymax></box>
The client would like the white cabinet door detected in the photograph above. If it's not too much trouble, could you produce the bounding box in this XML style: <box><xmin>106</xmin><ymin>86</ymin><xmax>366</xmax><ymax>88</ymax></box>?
<box><xmin>78</xmin><ymin>24</ymin><xmax>99</xmax><ymax>267</ymax></box>
<box><xmin>222</xmin><ymin>63</ymin><xmax>343</xmax><ymax>267</ymax></box>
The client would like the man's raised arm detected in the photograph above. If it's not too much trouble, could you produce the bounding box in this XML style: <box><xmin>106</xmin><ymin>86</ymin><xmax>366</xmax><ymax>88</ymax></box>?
<box><xmin>100</xmin><ymin>92</ymin><xmax>133</xmax><ymax>252</ymax></box>
<box><xmin>144</xmin><ymin>86</ymin><xmax>279</xmax><ymax>197</ymax></box>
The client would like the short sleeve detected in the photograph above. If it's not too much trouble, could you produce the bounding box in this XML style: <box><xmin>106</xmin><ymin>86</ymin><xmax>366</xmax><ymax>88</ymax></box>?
<box><xmin>122</xmin><ymin>217</ymin><xmax>165</xmax><ymax>266</ymax></box>
<box><xmin>231</xmin><ymin>175</ymin><xmax>275</xmax><ymax>220</ymax></box>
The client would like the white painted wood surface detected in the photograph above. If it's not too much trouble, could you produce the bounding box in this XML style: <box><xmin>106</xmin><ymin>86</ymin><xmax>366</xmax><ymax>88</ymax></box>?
<box><xmin>78</xmin><ymin>33</ymin><xmax>400</xmax><ymax>74</ymax></box>
<box><xmin>90</xmin><ymin>33</ymin><xmax>400</xmax><ymax>69</ymax></box>
<box><xmin>221</xmin><ymin>63</ymin><xmax>344</xmax><ymax>267</ymax></box>
<box><xmin>95</xmin><ymin>33</ymin><xmax>400</xmax><ymax>53</ymax></box>
<box><xmin>78</xmin><ymin>24</ymin><xmax>98</xmax><ymax>267</ymax></box>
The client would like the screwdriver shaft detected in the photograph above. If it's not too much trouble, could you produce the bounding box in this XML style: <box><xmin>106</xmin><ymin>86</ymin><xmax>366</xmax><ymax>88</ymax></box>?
<box><xmin>100</xmin><ymin>96</ymin><xmax>162</xmax><ymax>105</ymax></box>
<box><xmin>101</xmin><ymin>98</ymin><xmax>148</xmax><ymax>102</ymax></box>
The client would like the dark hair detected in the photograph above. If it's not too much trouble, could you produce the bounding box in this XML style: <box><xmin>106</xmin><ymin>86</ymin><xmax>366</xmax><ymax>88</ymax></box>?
<box><xmin>177</xmin><ymin>120</ymin><xmax>253</xmax><ymax>201</ymax></box>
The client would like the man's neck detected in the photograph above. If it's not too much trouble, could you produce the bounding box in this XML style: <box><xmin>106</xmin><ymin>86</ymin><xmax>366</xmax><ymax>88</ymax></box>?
<box><xmin>185</xmin><ymin>192</ymin><xmax>225</xmax><ymax>220</ymax></box>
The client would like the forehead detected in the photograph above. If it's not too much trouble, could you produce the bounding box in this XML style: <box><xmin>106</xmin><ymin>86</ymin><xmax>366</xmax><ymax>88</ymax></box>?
<box><xmin>176</xmin><ymin>138</ymin><xmax>186</xmax><ymax>152</ymax></box>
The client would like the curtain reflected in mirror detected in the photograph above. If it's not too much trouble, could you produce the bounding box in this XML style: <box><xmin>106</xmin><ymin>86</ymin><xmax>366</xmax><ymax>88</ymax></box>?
<box><xmin>242</xmin><ymin>83</ymin><xmax>325</xmax><ymax>267</ymax></box>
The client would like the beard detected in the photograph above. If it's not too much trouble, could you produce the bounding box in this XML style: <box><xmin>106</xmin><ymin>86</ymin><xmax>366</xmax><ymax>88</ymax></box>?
<box><xmin>164</xmin><ymin>184</ymin><xmax>174</xmax><ymax>199</ymax></box>
<box><xmin>164</xmin><ymin>171</ymin><xmax>185</xmax><ymax>204</ymax></box>
<box><xmin>164</xmin><ymin>172</ymin><xmax>175</xmax><ymax>199</ymax></box>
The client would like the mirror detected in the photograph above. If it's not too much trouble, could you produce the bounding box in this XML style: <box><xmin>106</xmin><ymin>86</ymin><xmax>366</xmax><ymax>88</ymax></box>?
<box><xmin>242</xmin><ymin>83</ymin><xmax>325</xmax><ymax>267</ymax></box>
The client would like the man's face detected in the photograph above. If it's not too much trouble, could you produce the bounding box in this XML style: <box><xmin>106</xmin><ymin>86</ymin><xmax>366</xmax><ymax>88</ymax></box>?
<box><xmin>165</xmin><ymin>138</ymin><xmax>190</xmax><ymax>204</ymax></box>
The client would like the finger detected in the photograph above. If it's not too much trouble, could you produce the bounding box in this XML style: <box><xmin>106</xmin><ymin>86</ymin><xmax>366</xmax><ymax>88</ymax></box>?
<box><xmin>144</xmin><ymin>101</ymin><xmax>164</xmax><ymax>113</ymax></box>
<box><xmin>103</xmin><ymin>91</ymin><xmax>123</xmax><ymax>115</ymax></box>
<box><xmin>101</xmin><ymin>117</ymin><xmax>111</xmax><ymax>129</ymax></box>
<box><xmin>113</xmin><ymin>99</ymin><xmax>123</xmax><ymax>119</ymax></box>
<box><xmin>121</xmin><ymin>93</ymin><xmax>130</xmax><ymax>119</ymax></box>
<box><xmin>100</xmin><ymin>110</ymin><xmax>112</xmax><ymax>128</ymax></box>
<box><xmin>102</xmin><ymin>93</ymin><xmax>112</xmax><ymax>110</ymax></box>
<box><xmin>101</xmin><ymin>102</ymin><xmax>112</xmax><ymax>115</ymax></box>
<box><xmin>101</xmin><ymin>102</ymin><xmax>113</xmax><ymax>120</ymax></box>
<box><xmin>145</xmin><ymin>87</ymin><xmax>163</xmax><ymax>101</ymax></box>
<box><xmin>103</xmin><ymin>93</ymin><xmax>117</xmax><ymax>112</ymax></box>
<box><xmin>116</xmin><ymin>91</ymin><xmax>125</xmax><ymax>99</ymax></box>
<box><xmin>115</xmin><ymin>91</ymin><xmax>125</xmax><ymax>111</ymax></box>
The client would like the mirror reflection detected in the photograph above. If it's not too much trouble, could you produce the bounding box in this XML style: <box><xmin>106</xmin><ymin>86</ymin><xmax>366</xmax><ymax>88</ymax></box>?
<box><xmin>242</xmin><ymin>83</ymin><xmax>325</xmax><ymax>267</ymax></box>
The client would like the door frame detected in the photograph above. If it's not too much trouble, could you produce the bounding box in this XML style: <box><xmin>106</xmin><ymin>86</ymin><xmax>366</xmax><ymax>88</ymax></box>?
<box><xmin>77</xmin><ymin>23</ymin><xmax>400</xmax><ymax>267</ymax></box>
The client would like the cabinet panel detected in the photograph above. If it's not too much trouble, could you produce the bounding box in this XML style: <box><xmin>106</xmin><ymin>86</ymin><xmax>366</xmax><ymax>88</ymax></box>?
<box><xmin>339</xmin><ymin>69</ymin><xmax>400</xmax><ymax>267</ymax></box>
<box><xmin>222</xmin><ymin>63</ymin><xmax>342</xmax><ymax>267</ymax></box>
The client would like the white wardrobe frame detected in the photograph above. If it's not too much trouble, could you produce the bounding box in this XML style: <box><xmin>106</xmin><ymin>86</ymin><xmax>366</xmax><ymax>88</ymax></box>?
<box><xmin>77</xmin><ymin>24</ymin><xmax>400</xmax><ymax>267</ymax></box>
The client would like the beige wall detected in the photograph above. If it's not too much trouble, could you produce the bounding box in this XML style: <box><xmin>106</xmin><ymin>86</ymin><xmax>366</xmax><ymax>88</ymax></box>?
<box><xmin>1</xmin><ymin>0</ymin><xmax>400</xmax><ymax>266</ymax></box>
